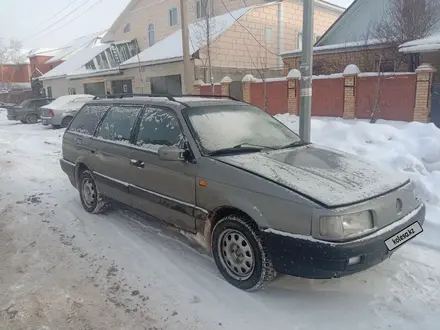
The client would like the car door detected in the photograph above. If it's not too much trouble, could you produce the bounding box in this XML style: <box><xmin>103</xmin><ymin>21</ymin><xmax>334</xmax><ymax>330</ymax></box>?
<box><xmin>91</xmin><ymin>104</ymin><xmax>143</xmax><ymax>207</ymax></box>
<box><xmin>128</xmin><ymin>106</ymin><xmax>197</xmax><ymax>232</ymax></box>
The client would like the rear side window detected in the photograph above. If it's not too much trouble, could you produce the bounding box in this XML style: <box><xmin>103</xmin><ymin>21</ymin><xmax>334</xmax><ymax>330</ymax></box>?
<box><xmin>135</xmin><ymin>107</ymin><xmax>183</xmax><ymax>151</ymax></box>
<box><xmin>97</xmin><ymin>105</ymin><xmax>142</xmax><ymax>143</ymax></box>
<box><xmin>69</xmin><ymin>104</ymin><xmax>109</xmax><ymax>135</ymax></box>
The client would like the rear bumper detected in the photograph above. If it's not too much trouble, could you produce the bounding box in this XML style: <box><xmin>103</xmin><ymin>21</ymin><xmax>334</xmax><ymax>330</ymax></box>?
<box><xmin>262</xmin><ymin>203</ymin><xmax>426</xmax><ymax>279</ymax></box>
<box><xmin>60</xmin><ymin>158</ymin><xmax>76</xmax><ymax>187</ymax></box>
<box><xmin>41</xmin><ymin>116</ymin><xmax>53</xmax><ymax>126</ymax></box>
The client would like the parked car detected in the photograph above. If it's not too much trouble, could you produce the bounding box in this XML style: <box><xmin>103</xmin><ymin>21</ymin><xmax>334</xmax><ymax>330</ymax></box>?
<box><xmin>5</xmin><ymin>98</ymin><xmax>54</xmax><ymax>124</ymax></box>
<box><xmin>60</xmin><ymin>95</ymin><xmax>425</xmax><ymax>291</ymax></box>
<box><xmin>41</xmin><ymin>94</ymin><xmax>95</xmax><ymax>128</ymax></box>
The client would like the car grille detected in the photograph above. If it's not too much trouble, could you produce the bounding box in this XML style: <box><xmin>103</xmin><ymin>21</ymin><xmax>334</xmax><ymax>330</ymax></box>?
<box><xmin>41</xmin><ymin>108</ymin><xmax>52</xmax><ymax>117</ymax></box>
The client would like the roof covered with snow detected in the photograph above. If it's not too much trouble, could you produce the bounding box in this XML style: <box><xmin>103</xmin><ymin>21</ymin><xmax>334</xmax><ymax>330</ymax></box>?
<box><xmin>120</xmin><ymin>6</ymin><xmax>251</xmax><ymax>68</ymax></box>
<box><xmin>40</xmin><ymin>44</ymin><xmax>111</xmax><ymax>80</ymax></box>
<box><xmin>399</xmin><ymin>32</ymin><xmax>440</xmax><ymax>53</ymax></box>
<box><xmin>45</xmin><ymin>30</ymin><xmax>106</xmax><ymax>64</ymax></box>
<box><xmin>282</xmin><ymin>39</ymin><xmax>385</xmax><ymax>57</ymax></box>
<box><xmin>27</xmin><ymin>48</ymin><xmax>60</xmax><ymax>57</ymax></box>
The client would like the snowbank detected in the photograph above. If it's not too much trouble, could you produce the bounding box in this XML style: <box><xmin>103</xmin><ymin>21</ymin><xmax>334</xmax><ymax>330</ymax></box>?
<box><xmin>277</xmin><ymin>114</ymin><xmax>440</xmax><ymax>225</ymax></box>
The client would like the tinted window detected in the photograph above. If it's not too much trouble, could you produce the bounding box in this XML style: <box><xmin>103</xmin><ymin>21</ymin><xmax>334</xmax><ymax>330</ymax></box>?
<box><xmin>135</xmin><ymin>107</ymin><xmax>183</xmax><ymax>151</ymax></box>
<box><xmin>69</xmin><ymin>104</ymin><xmax>109</xmax><ymax>135</ymax></box>
<box><xmin>97</xmin><ymin>106</ymin><xmax>142</xmax><ymax>143</ymax></box>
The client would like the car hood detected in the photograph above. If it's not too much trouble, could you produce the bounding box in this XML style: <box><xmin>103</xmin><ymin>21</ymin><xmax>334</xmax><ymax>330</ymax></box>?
<box><xmin>216</xmin><ymin>144</ymin><xmax>409</xmax><ymax>207</ymax></box>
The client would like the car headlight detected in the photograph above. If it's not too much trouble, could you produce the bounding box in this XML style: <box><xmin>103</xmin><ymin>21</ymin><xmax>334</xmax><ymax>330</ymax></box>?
<box><xmin>319</xmin><ymin>211</ymin><xmax>374</xmax><ymax>239</ymax></box>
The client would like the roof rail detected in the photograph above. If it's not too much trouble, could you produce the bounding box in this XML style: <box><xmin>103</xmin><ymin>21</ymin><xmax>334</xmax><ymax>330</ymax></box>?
<box><xmin>91</xmin><ymin>93</ymin><xmax>238</xmax><ymax>102</ymax></box>
<box><xmin>93</xmin><ymin>93</ymin><xmax>176</xmax><ymax>101</ymax></box>
<box><xmin>177</xmin><ymin>94</ymin><xmax>238</xmax><ymax>101</ymax></box>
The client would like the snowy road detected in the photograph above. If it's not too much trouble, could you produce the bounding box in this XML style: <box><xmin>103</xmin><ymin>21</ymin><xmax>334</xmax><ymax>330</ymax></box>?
<box><xmin>1</xmin><ymin>112</ymin><xmax>439</xmax><ymax>329</ymax></box>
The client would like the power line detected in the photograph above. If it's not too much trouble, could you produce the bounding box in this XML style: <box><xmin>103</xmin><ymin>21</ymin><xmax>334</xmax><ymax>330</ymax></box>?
<box><xmin>21</xmin><ymin>0</ymin><xmax>96</xmax><ymax>42</ymax></box>
<box><xmin>30</xmin><ymin>0</ymin><xmax>106</xmax><ymax>43</ymax></box>
<box><xmin>219</xmin><ymin>0</ymin><xmax>279</xmax><ymax>56</ymax></box>
<box><xmin>34</xmin><ymin>0</ymin><xmax>83</xmax><ymax>28</ymax></box>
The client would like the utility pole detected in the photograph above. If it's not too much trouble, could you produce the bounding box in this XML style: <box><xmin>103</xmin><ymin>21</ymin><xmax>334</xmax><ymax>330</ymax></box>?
<box><xmin>299</xmin><ymin>0</ymin><xmax>314</xmax><ymax>143</ymax></box>
<box><xmin>180</xmin><ymin>0</ymin><xmax>193</xmax><ymax>94</ymax></box>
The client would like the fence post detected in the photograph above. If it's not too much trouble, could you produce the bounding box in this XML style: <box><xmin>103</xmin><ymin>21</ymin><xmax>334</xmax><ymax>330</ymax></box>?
<box><xmin>242</xmin><ymin>74</ymin><xmax>256</xmax><ymax>103</ymax></box>
<box><xmin>342</xmin><ymin>64</ymin><xmax>360</xmax><ymax>119</ymax></box>
<box><xmin>414</xmin><ymin>64</ymin><xmax>436</xmax><ymax>123</ymax></box>
<box><xmin>287</xmin><ymin>69</ymin><xmax>301</xmax><ymax>115</ymax></box>
<box><xmin>220</xmin><ymin>76</ymin><xmax>232</xmax><ymax>96</ymax></box>
<box><xmin>193</xmin><ymin>79</ymin><xmax>204</xmax><ymax>95</ymax></box>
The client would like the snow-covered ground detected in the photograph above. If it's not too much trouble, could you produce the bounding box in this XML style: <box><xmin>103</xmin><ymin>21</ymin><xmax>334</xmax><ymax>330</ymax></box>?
<box><xmin>0</xmin><ymin>110</ymin><xmax>439</xmax><ymax>329</ymax></box>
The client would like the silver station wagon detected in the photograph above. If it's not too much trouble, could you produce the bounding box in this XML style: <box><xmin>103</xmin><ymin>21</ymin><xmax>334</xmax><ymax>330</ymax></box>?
<box><xmin>60</xmin><ymin>95</ymin><xmax>425</xmax><ymax>291</ymax></box>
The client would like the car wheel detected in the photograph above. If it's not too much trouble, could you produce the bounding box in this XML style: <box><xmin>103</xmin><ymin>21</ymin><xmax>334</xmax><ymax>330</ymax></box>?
<box><xmin>79</xmin><ymin>170</ymin><xmax>110</xmax><ymax>214</ymax></box>
<box><xmin>26</xmin><ymin>114</ymin><xmax>38</xmax><ymax>124</ymax></box>
<box><xmin>61</xmin><ymin>116</ymin><xmax>72</xmax><ymax>128</ymax></box>
<box><xmin>212</xmin><ymin>215</ymin><xmax>276</xmax><ymax>291</ymax></box>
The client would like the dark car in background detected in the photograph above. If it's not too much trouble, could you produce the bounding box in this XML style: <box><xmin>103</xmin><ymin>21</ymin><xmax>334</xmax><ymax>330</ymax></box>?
<box><xmin>6</xmin><ymin>98</ymin><xmax>54</xmax><ymax>124</ymax></box>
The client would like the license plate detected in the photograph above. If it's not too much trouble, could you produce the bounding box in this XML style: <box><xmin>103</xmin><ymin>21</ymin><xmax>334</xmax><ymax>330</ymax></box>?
<box><xmin>385</xmin><ymin>222</ymin><xmax>423</xmax><ymax>251</ymax></box>
<box><xmin>42</xmin><ymin>119</ymin><xmax>48</xmax><ymax>125</ymax></box>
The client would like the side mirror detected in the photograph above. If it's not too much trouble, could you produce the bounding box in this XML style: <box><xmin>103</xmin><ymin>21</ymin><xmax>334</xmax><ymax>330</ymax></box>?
<box><xmin>158</xmin><ymin>145</ymin><xmax>187</xmax><ymax>161</ymax></box>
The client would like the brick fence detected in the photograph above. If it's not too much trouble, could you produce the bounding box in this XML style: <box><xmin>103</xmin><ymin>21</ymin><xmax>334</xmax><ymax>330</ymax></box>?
<box><xmin>192</xmin><ymin>63</ymin><xmax>436</xmax><ymax>123</ymax></box>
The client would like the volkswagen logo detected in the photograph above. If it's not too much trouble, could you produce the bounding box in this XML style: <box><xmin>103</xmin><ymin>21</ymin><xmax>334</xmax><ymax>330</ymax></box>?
<box><xmin>396</xmin><ymin>199</ymin><xmax>403</xmax><ymax>214</ymax></box>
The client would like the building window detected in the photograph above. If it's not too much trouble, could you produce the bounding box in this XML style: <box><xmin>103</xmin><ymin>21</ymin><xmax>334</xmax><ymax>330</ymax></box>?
<box><xmin>196</xmin><ymin>0</ymin><xmax>212</xmax><ymax>18</ymax></box>
<box><xmin>169</xmin><ymin>7</ymin><xmax>178</xmax><ymax>26</ymax></box>
<box><xmin>297</xmin><ymin>32</ymin><xmax>303</xmax><ymax>49</ymax></box>
<box><xmin>264</xmin><ymin>27</ymin><xmax>273</xmax><ymax>43</ymax></box>
<box><xmin>148</xmin><ymin>24</ymin><xmax>155</xmax><ymax>46</ymax></box>
<box><xmin>377</xmin><ymin>59</ymin><xmax>396</xmax><ymax>72</ymax></box>
<box><xmin>47</xmin><ymin>86</ymin><xmax>52</xmax><ymax>98</ymax></box>
<box><xmin>124</xmin><ymin>23</ymin><xmax>131</xmax><ymax>33</ymax></box>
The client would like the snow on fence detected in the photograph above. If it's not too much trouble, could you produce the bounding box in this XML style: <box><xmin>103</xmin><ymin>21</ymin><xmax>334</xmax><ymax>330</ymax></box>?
<box><xmin>192</xmin><ymin>63</ymin><xmax>436</xmax><ymax>123</ymax></box>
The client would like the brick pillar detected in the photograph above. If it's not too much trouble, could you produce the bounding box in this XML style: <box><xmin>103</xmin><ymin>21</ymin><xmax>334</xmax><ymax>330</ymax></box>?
<box><xmin>287</xmin><ymin>69</ymin><xmax>301</xmax><ymax>115</ymax></box>
<box><xmin>414</xmin><ymin>64</ymin><xmax>436</xmax><ymax>123</ymax></box>
<box><xmin>193</xmin><ymin>79</ymin><xmax>204</xmax><ymax>95</ymax></box>
<box><xmin>220</xmin><ymin>76</ymin><xmax>232</xmax><ymax>96</ymax></box>
<box><xmin>342</xmin><ymin>64</ymin><xmax>360</xmax><ymax>119</ymax></box>
<box><xmin>242</xmin><ymin>74</ymin><xmax>256</xmax><ymax>103</ymax></box>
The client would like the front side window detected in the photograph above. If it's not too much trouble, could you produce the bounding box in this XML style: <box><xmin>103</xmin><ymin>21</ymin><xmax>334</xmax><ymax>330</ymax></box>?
<box><xmin>69</xmin><ymin>104</ymin><xmax>109</xmax><ymax>135</ymax></box>
<box><xmin>169</xmin><ymin>8</ymin><xmax>178</xmax><ymax>26</ymax></box>
<box><xmin>185</xmin><ymin>105</ymin><xmax>301</xmax><ymax>154</ymax></box>
<box><xmin>97</xmin><ymin>106</ymin><xmax>142</xmax><ymax>143</ymax></box>
<box><xmin>135</xmin><ymin>107</ymin><xmax>183</xmax><ymax>151</ymax></box>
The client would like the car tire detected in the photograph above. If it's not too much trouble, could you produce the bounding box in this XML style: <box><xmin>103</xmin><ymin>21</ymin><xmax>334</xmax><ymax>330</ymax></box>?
<box><xmin>79</xmin><ymin>170</ymin><xmax>110</xmax><ymax>214</ymax></box>
<box><xmin>212</xmin><ymin>215</ymin><xmax>276</xmax><ymax>291</ymax></box>
<box><xmin>61</xmin><ymin>116</ymin><xmax>72</xmax><ymax>128</ymax></box>
<box><xmin>26</xmin><ymin>114</ymin><xmax>38</xmax><ymax>124</ymax></box>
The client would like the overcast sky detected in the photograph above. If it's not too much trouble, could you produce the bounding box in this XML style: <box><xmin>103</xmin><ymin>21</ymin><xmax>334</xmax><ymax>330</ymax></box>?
<box><xmin>0</xmin><ymin>0</ymin><xmax>354</xmax><ymax>50</ymax></box>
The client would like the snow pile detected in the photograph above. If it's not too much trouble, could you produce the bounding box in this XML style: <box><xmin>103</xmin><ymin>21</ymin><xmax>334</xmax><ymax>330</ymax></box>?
<box><xmin>277</xmin><ymin>114</ymin><xmax>440</xmax><ymax>224</ymax></box>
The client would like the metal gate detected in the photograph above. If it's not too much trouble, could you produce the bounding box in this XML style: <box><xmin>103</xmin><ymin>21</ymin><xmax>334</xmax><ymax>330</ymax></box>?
<box><xmin>431</xmin><ymin>83</ymin><xmax>440</xmax><ymax>127</ymax></box>
<box><xmin>229</xmin><ymin>81</ymin><xmax>243</xmax><ymax>101</ymax></box>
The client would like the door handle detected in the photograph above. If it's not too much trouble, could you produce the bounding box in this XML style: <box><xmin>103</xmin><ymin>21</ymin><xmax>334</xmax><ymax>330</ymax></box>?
<box><xmin>130</xmin><ymin>159</ymin><xmax>145</xmax><ymax>168</ymax></box>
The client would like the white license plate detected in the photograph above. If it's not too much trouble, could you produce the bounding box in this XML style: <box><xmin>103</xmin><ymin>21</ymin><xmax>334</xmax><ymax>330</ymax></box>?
<box><xmin>42</xmin><ymin>119</ymin><xmax>48</xmax><ymax>125</ymax></box>
<box><xmin>385</xmin><ymin>222</ymin><xmax>423</xmax><ymax>251</ymax></box>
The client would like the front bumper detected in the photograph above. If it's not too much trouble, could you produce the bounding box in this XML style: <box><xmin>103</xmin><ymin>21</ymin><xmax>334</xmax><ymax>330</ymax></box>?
<box><xmin>7</xmin><ymin>115</ymin><xmax>17</xmax><ymax>121</ymax></box>
<box><xmin>262</xmin><ymin>203</ymin><xmax>426</xmax><ymax>279</ymax></box>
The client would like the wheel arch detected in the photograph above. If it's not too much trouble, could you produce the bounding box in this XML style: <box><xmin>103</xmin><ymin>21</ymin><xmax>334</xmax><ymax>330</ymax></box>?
<box><xmin>202</xmin><ymin>204</ymin><xmax>266</xmax><ymax>252</ymax></box>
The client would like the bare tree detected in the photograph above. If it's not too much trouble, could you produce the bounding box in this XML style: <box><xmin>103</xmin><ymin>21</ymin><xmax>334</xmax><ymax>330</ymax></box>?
<box><xmin>0</xmin><ymin>39</ymin><xmax>25</xmax><ymax>89</ymax></box>
<box><xmin>374</xmin><ymin>0</ymin><xmax>440</xmax><ymax>71</ymax></box>
<box><xmin>191</xmin><ymin>0</ymin><xmax>219</xmax><ymax>93</ymax></box>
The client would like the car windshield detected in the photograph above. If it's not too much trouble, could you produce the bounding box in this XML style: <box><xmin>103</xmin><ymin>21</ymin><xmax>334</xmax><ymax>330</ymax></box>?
<box><xmin>185</xmin><ymin>104</ymin><xmax>302</xmax><ymax>154</ymax></box>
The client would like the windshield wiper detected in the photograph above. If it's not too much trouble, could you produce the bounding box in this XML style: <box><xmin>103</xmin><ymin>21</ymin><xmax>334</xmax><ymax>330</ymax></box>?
<box><xmin>209</xmin><ymin>145</ymin><xmax>264</xmax><ymax>156</ymax></box>
<box><xmin>277</xmin><ymin>141</ymin><xmax>309</xmax><ymax>150</ymax></box>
